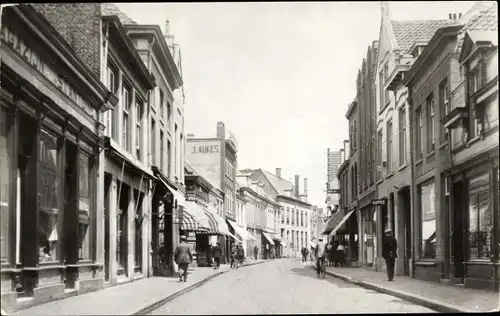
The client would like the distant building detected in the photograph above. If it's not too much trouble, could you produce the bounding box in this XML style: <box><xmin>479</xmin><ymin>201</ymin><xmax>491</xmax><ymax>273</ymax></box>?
<box><xmin>326</xmin><ymin>149</ymin><xmax>342</xmax><ymax>210</ymax></box>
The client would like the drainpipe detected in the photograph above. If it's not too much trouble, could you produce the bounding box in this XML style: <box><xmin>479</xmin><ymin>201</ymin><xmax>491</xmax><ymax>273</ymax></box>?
<box><xmin>407</xmin><ymin>85</ymin><xmax>416</xmax><ymax>278</ymax></box>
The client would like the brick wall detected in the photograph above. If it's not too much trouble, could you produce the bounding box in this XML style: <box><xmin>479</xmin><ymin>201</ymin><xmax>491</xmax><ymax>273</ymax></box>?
<box><xmin>32</xmin><ymin>3</ymin><xmax>102</xmax><ymax>77</ymax></box>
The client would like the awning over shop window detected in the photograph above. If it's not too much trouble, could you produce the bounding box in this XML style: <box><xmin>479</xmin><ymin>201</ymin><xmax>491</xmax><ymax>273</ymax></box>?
<box><xmin>182</xmin><ymin>201</ymin><xmax>210</xmax><ymax>231</ymax></box>
<box><xmin>152</xmin><ymin>166</ymin><xmax>187</xmax><ymax>207</ymax></box>
<box><xmin>321</xmin><ymin>210</ymin><xmax>346</xmax><ymax>235</ymax></box>
<box><xmin>200</xmin><ymin>209</ymin><xmax>232</xmax><ymax>236</ymax></box>
<box><xmin>262</xmin><ymin>232</ymin><xmax>274</xmax><ymax>244</ymax></box>
<box><xmin>329</xmin><ymin>209</ymin><xmax>356</xmax><ymax>237</ymax></box>
<box><xmin>227</xmin><ymin>219</ymin><xmax>256</xmax><ymax>241</ymax></box>
<box><xmin>272</xmin><ymin>234</ymin><xmax>283</xmax><ymax>245</ymax></box>
<box><xmin>180</xmin><ymin>207</ymin><xmax>208</xmax><ymax>232</ymax></box>
<box><xmin>227</xmin><ymin>231</ymin><xmax>243</xmax><ymax>243</ymax></box>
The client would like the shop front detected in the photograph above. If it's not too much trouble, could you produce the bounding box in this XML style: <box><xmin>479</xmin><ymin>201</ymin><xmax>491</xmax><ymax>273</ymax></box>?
<box><xmin>0</xmin><ymin>5</ymin><xmax>116</xmax><ymax>312</ymax></box>
<box><xmin>329</xmin><ymin>209</ymin><xmax>358</xmax><ymax>266</ymax></box>
<box><xmin>261</xmin><ymin>232</ymin><xmax>275</xmax><ymax>259</ymax></box>
<box><xmin>151</xmin><ymin>167</ymin><xmax>185</xmax><ymax>277</ymax></box>
<box><xmin>180</xmin><ymin>201</ymin><xmax>211</xmax><ymax>268</ymax></box>
<box><xmin>357</xmin><ymin>191</ymin><xmax>377</xmax><ymax>269</ymax></box>
<box><xmin>446</xmin><ymin>152</ymin><xmax>499</xmax><ymax>291</ymax></box>
<box><xmin>272</xmin><ymin>235</ymin><xmax>284</xmax><ymax>258</ymax></box>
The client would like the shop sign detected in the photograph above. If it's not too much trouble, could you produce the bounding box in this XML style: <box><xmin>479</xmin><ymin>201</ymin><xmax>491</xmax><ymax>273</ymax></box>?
<box><xmin>372</xmin><ymin>199</ymin><xmax>386</xmax><ymax>206</ymax></box>
<box><xmin>0</xmin><ymin>25</ymin><xmax>97</xmax><ymax>120</ymax></box>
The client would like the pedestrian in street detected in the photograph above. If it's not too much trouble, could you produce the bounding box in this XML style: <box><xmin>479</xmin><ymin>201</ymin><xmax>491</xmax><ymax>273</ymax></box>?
<box><xmin>314</xmin><ymin>238</ymin><xmax>327</xmax><ymax>278</ymax></box>
<box><xmin>206</xmin><ymin>244</ymin><xmax>213</xmax><ymax>268</ymax></box>
<box><xmin>304</xmin><ymin>247</ymin><xmax>309</xmax><ymax>262</ymax></box>
<box><xmin>337</xmin><ymin>242</ymin><xmax>346</xmax><ymax>267</ymax></box>
<box><xmin>326</xmin><ymin>242</ymin><xmax>333</xmax><ymax>267</ymax></box>
<box><xmin>236</xmin><ymin>243</ymin><xmax>245</xmax><ymax>268</ymax></box>
<box><xmin>382</xmin><ymin>227</ymin><xmax>398</xmax><ymax>281</ymax></box>
<box><xmin>174</xmin><ymin>235</ymin><xmax>193</xmax><ymax>283</ymax></box>
<box><xmin>254</xmin><ymin>245</ymin><xmax>259</xmax><ymax>261</ymax></box>
<box><xmin>230</xmin><ymin>243</ymin><xmax>237</xmax><ymax>268</ymax></box>
<box><xmin>212</xmin><ymin>242</ymin><xmax>222</xmax><ymax>270</ymax></box>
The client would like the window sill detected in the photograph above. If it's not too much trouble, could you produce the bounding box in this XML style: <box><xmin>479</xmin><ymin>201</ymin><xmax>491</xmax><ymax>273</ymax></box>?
<box><xmin>426</xmin><ymin>151</ymin><xmax>435</xmax><ymax>159</ymax></box>
<box><xmin>385</xmin><ymin>172</ymin><xmax>394</xmax><ymax>179</ymax></box>
<box><xmin>66</xmin><ymin>261</ymin><xmax>97</xmax><ymax>268</ymax></box>
<box><xmin>398</xmin><ymin>164</ymin><xmax>407</xmax><ymax>172</ymax></box>
<box><xmin>415</xmin><ymin>158</ymin><xmax>423</xmax><ymax>166</ymax></box>
<box><xmin>467</xmin><ymin>136</ymin><xmax>481</xmax><ymax>147</ymax></box>
<box><xmin>466</xmin><ymin>259</ymin><xmax>496</xmax><ymax>265</ymax></box>
<box><xmin>376</xmin><ymin>179</ymin><xmax>383</xmax><ymax>185</ymax></box>
<box><xmin>24</xmin><ymin>264</ymin><xmax>66</xmax><ymax>271</ymax></box>
<box><xmin>415</xmin><ymin>260</ymin><xmax>436</xmax><ymax>266</ymax></box>
<box><xmin>160</xmin><ymin>118</ymin><xmax>165</xmax><ymax>126</ymax></box>
<box><xmin>151</xmin><ymin>105</ymin><xmax>157</xmax><ymax>113</ymax></box>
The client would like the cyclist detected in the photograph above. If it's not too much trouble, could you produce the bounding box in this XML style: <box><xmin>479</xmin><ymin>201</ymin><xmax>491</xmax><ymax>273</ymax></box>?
<box><xmin>314</xmin><ymin>237</ymin><xmax>327</xmax><ymax>278</ymax></box>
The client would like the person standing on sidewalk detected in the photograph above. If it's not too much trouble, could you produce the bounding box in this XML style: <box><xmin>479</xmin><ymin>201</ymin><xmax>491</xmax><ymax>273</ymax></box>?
<box><xmin>236</xmin><ymin>243</ymin><xmax>245</xmax><ymax>268</ymax></box>
<box><xmin>382</xmin><ymin>228</ymin><xmax>398</xmax><ymax>281</ymax></box>
<box><xmin>337</xmin><ymin>242</ymin><xmax>346</xmax><ymax>267</ymax></box>
<box><xmin>314</xmin><ymin>238</ymin><xmax>327</xmax><ymax>278</ymax></box>
<box><xmin>212</xmin><ymin>242</ymin><xmax>222</xmax><ymax>270</ymax></box>
<box><xmin>230</xmin><ymin>243</ymin><xmax>237</xmax><ymax>268</ymax></box>
<box><xmin>174</xmin><ymin>235</ymin><xmax>193</xmax><ymax>282</ymax></box>
<box><xmin>254</xmin><ymin>245</ymin><xmax>259</xmax><ymax>260</ymax></box>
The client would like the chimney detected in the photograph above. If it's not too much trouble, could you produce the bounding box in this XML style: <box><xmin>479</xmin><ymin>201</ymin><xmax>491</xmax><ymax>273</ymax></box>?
<box><xmin>304</xmin><ymin>178</ymin><xmax>308</xmax><ymax>197</ymax></box>
<box><xmin>295</xmin><ymin>175</ymin><xmax>300</xmax><ymax>197</ymax></box>
<box><xmin>165</xmin><ymin>20</ymin><xmax>170</xmax><ymax>35</ymax></box>
<box><xmin>449</xmin><ymin>13</ymin><xmax>453</xmax><ymax>19</ymax></box>
<box><xmin>459</xmin><ymin>13</ymin><xmax>462</xmax><ymax>19</ymax></box>
<box><xmin>216</xmin><ymin>121</ymin><xmax>225</xmax><ymax>139</ymax></box>
<box><xmin>276</xmin><ymin>168</ymin><xmax>282</xmax><ymax>178</ymax></box>
<box><xmin>453</xmin><ymin>13</ymin><xmax>457</xmax><ymax>20</ymax></box>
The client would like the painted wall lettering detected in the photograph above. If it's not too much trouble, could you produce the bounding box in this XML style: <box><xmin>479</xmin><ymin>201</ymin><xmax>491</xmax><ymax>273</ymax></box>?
<box><xmin>0</xmin><ymin>25</ymin><xmax>97</xmax><ymax>120</ymax></box>
<box><xmin>191</xmin><ymin>144</ymin><xmax>220</xmax><ymax>154</ymax></box>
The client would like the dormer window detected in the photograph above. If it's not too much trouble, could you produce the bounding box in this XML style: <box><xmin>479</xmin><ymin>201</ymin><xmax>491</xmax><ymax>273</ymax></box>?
<box><xmin>412</xmin><ymin>45</ymin><xmax>426</xmax><ymax>58</ymax></box>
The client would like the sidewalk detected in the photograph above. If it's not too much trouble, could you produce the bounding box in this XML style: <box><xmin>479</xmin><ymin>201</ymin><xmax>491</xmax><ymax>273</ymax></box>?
<box><xmin>14</xmin><ymin>259</ymin><xmax>268</xmax><ymax>316</ymax></box>
<box><xmin>306</xmin><ymin>262</ymin><xmax>499</xmax><ymax>313</ymax></box>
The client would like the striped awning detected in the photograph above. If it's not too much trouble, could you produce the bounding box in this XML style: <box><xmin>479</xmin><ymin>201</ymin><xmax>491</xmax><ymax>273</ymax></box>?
<box><xmin>200</xmin><ymin>209</ymin><xmax>232</xmax><ymax>236</ymax></box>
<box><xmin>321</xmin><ymin>210</ymin><xmax>346</xmax><ymax>235</ymax></box>
<box><xmin>180</xmin><ymin>204</ymin><xmax>209</xmax><ymax>232</ymax></box>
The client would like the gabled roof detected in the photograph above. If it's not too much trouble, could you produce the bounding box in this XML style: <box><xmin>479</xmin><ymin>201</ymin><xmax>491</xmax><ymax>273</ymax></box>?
<box><xmin>101</xmin><ymin>3</ymin><xmax>137</xmax><ymax>24</ymax></box>
<box><xmin>259</xmin><ymin>169</ymin><xmax>296</xmax><ymax>197</ymax></box>
<box><xmin>456</xmin><ymin>1</ymin><xmax>498</xmax><ymax>50</ymax></box>
<box><xmin>391</xmin><ymin>19</ymin><xmax>461</xmax><ymax>53</ymax></box>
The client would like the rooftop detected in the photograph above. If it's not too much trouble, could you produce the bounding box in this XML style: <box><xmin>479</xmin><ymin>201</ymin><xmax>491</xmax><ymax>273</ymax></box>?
<box><xmin>391</xmin><ymin>19</ymin><xmax>461</xmax><ymax>53</ymax></box>
<box><xmin>101</xmin><ymin>3</ymin><xmax>137</xmax><ymax>24</ymax></box>
<box><xmin>456</xmin><ymin>1</ymin><xmax>498</xmax><ymax>49</ymax></box>
<box><xmin>260</xmin><ymin>169</ymin><xmax>296</xmax><ymax>197</ymax></box>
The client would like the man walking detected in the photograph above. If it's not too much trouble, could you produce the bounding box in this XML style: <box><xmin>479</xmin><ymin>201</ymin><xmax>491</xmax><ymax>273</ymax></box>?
<box><xmin>236</xmin><ymin>243</ymin><xmax>245</xmax><ymax>268</ymax></box>
<box><xmin>383</xmin><ymin>227</ymin><xmax>398</xmax><ymax>281</ymax></box>
<box><xmin>230</xmin><ymin>243</ymin><xmax>237</xmax><ymax>268</ymax></box>
<box><xmin>314</xmin><ymin>238</ymin><xmax>327</xmax><ymax>278</ymax></box>
<box><xmin>212</xmin><ymin>242</ymin><xmax>222</xmax><ymax>270</ymax></box>
<box><xmin>254</xmin><ymin>245</ymin><xmax>259</xmax><ymax>260</ymax></box>
<box><xmin>174</xmin><ymin>235</ymin><xmax>193</xmax><ymax>282</ymax></box>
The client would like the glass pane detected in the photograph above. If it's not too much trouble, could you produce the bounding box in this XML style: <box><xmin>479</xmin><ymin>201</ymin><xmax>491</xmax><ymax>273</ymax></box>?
<box><xmin>78</xmin><ymin>154</ymin><xmax>91</xmax><ymax>261</ymax></box>
<box><xmin>468</xmin><ymin>194</ymin><xmax>479</xmax><ymax>258</ymax></box>
<box><xmin>421</xmin><ymin>182</ymin><xmax>436</xmax><ymax>259</ymax></box>
<box><xmin>0</xmin><ymin>107</ymin><xmax>11</xmax><ymax>263</ymax></box>
<box><xmin>39</xmin><ymin>130</ymin><xmax>59</xmax><ymax>262</ymax></box>
<box><xmin>478</xmin><ymin>191</ymin><xmax>491</xmax><ymax>258</ymax></box>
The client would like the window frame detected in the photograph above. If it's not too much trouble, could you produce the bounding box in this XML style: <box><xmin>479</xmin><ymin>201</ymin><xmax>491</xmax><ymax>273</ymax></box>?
<box><xmin>426</xmin><ymin>94</ymin><xmax>435</xmax><ymax>153</ymax></box>
<box><xmin>399</xmin><ymin>106</ymin><xmax>407</xmax><ymax>165</ymax></box>
<box><xmin>386</xmin><ymin>119</ymin><xmax>393</xmax><ymax>172</ymax></box>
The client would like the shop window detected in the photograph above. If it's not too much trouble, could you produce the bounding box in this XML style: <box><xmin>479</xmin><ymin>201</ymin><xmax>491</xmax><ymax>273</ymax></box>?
<box><xmin>420</xmin><ymin>182</ymin><xmax>436</xmax><ymax>259</ymax></box>
<box><xmin>39</xmin><ymin>130</ymin><xmax>60</xmax><ymax>263</ymax></box>
<box><xmin>78</xmin><ymin>154</ymin><xmax>92</xmax><ymax>261</ymax></box>
<box><xmin>0</xmin><ymin>106</ymin><xmax>11</xmax><ymax>264</ymax></box>
<box><xmin>468</xmin><ymin>172</ymin><xmax>491</xmax><ymax>259</ymax></box>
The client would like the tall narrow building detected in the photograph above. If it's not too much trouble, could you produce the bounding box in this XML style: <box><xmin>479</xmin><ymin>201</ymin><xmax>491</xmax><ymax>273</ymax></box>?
<box><xmin>326</xmin><ymin>149</ymin><xmax>342</xmax><ymax>211</ymax></box>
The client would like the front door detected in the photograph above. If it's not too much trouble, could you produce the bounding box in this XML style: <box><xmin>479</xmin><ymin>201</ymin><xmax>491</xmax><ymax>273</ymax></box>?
<box><xmin>401</xmin><ymin>188</ymin><xmax>412</xmax><ymax>276</ymax></box>
<box><xmin>451</xmin><ymin>180</ymin><xmax>466</xmax><ymax>283</ymax></box>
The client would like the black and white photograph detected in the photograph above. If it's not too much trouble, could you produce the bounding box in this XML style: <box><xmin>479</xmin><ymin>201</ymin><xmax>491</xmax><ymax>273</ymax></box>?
<box><xmin>0</xmin><ymin>1</ymin><xmax>498</xmax><ymax>314</ymax></box>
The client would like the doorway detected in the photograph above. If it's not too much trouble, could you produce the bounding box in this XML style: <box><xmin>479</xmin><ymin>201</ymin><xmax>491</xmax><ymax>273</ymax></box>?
<box><xmin>104</xmin><ymin>173</ymin><xmax>111</xmax><ymax>282</ymax></box>
<box><xmin>399</xmin><ymin>187</ymin><xmax>412</xmax><ymax>276</ymax></box>
<box><xmin>451</xmin><ymin>180</ymin><xmax>466</xmax><ymax>283</ymax></box>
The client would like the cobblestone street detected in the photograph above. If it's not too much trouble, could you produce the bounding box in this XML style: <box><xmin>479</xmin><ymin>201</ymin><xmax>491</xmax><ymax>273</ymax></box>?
<box><xmin>149</xmin><ymin>259</ymin><xmax>435</xmax><ymax>314</ymax></box>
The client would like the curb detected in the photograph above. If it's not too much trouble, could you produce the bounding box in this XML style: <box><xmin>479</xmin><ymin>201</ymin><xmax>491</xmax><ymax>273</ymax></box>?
<box><xmin>133</xmin><ymin>260</ymin><xmax>269</xmax><ymax>315</ymax></box>
<box><xmin>308</xmin><ymin>265</ymin><xmax>478</xmax><ymax>314</ymax></box>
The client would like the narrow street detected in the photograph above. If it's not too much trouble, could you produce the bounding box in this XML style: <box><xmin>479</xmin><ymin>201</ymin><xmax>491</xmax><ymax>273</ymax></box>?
<box><xmin>149</xmin><ymin>259</ymin><xmax>435</xmax><ymax>314</ymax></box>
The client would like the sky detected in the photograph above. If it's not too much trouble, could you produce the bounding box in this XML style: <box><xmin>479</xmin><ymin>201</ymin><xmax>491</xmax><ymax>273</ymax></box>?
<box><xmin>116</xmin><ymin>1</ymin><xmax>476</xmax><ymax>208</ymax></box>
